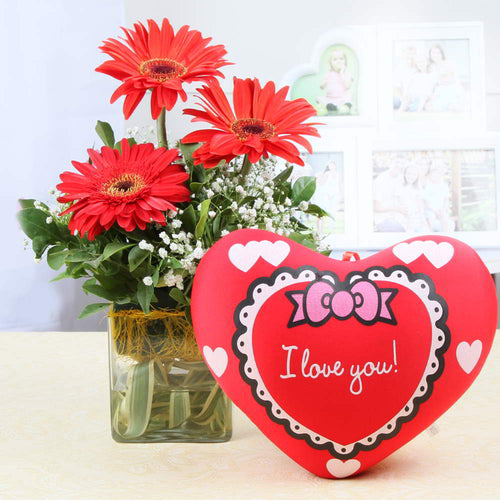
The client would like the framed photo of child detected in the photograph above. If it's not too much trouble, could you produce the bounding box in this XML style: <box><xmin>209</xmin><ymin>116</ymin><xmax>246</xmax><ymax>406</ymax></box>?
<box><xmin>377</xmin><ymin>23</ymin><xmax>486</xmax><ymax>132</ymax></box>
<box><xmin>357</xmin><ymin>134</ymin><xmax>500</xmax><ymax>249</ymax></box>
<box><xmin>282</xmin><ymin>26</ymin><xmax>377</xmax><ymax>127</ymax></box>
<box><xmin>295</xmin><ymin>130</ymin><xmax>359</xmax><ymax>247</ymax></box>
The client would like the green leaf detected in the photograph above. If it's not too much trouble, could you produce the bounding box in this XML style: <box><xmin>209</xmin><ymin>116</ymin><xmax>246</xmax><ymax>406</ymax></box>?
<box><xmin>169</xmin><ymin>391</ymin><xmax>191</xmax><ymax>428</ymax></box>
<box><xmin>273</xmin><ymin>165</ymin><xmax>294</xmax><ymax>184</ymax></box>
<box><xmin>65</xmin><ymin>250</ymin><xmax>93</xmax><ymax>262</ymax></box>
<box><xmin>291</xmin><ymin>176</ymin><xmax>316</xmax><ymax>205</ymax></box>
<box><xmin>287</xmin><ymin>232</ymin><xmax>317</xmax><ymax>249</ymax></box>
<box><xmin>179</xmin><ymin>205</ymin><xmax>196</xmax><ymax>233</ymax></box>
<box><xmin>50</xmin><ymin>270</ymin><xmax>72</xmax><ymax>282</ymax></box>
<box><xmin>102</xmin><ymin>242</ymin><xmax>135</xmax><ymax>261</ymax></box>
<box><xmin>78</xmin><ymin>302</ymin><xmax>110</xmax><ymax>319</ymax></box>
<box><xmin>212</xmin><ymin>213</ymin><xmax>222</xmax><ymax>238</ymax></box>
<box><xmin>179</xmin><ymin>142</ymin><xmax>200</xmax><ymax>164</ymax></box>
<box><xmin>152</xmin><ymin>267</ymin><xmax>160</xmax><ymax>287</ymax></box>
<box><xmin>305</xmin><ymin>203</ymin><xmax>330</xmax><ymax>218</ymax></box>
<box><xmin>191</xmin><ymin>164</ymin><xmax>206</xmax><ymax>183</ymax></box>
<box><xmin>17</xmin><ymin>208</ymin><xmax>59</xmax><ymax>241</ymax></box>
<box><xmin>189</xmin><ymin>181</ymin><xmax>204</xmax><ymax>193</ymax></box>
<box><xmin>82</xmin><ymin>283</ymin><xmax>116</xmax><ymax>301</ymax></box>
<box><xmin>46</xmin><ymin>245</ymin><xmax>67</xmax><ymax>270</ymax></box>
<box><xmin>112</xmin><ymin>360</ymin><xmax>155</xmax><ymax>439</ymax></box>
<box><xmin>169</xmin><ymin>287</ymin><xmax>187</xmax><ymax>305</ymax></box>
<box><xmin>95</xmin><ymin>120</ymin><xmax>115</xmax><ymax>147</ymax></box>
<box><xmin>18</xmin><ymin>199</ymin><xmax>49</xmax><ymax>210</ymax></box>
<box><xmin>195</xmin><ymin>199</ymin><xmax>211</xmax><ymax>239</ymax></box>
<box><xmin>167</xmin><ymin>257</ymin><xmax>183</xmax><ymax>269</ymax></box>
<box><xmin>137</xmin><ymin>281</ymin><xmax>154</xmax><ymax>313</ymax></box>
<box><xmin>32</xmin><ymin>236</ymin><xmax>49</xmax><ymax>258</ymax></box>
<box><xmin>128</xmin><ymin>246</ymin><xmax>150</xmax><ymax>272</ymax></box>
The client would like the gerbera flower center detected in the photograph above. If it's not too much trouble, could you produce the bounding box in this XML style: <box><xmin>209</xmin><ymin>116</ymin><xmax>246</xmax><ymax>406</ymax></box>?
<box><xmin>139</xmin><ymin>58</ymin><xmax>187</xmax><ymax>82</ymax></box>
<box><xmin>102</xmin><ymin>173</ymin><xmax>146</xmax><ymax>197</ymax></box>
<box><xmin>231</xmin><ymin>118</ymin><xmax>276</xmax><ymax>141</ymax></box>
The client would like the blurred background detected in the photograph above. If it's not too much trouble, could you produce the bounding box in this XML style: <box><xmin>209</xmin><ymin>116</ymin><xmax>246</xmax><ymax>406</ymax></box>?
<box><xmin>3</xmin><ymin>0</ymin><xmax>500</xmax><ymax>332</ymax></box>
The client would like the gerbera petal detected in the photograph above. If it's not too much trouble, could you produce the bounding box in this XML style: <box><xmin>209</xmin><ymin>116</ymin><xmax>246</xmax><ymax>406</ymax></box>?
<box><xmin>123</xmin><ymin>90</ymin><xmax>146</xmax><ymax>119</ymax></box>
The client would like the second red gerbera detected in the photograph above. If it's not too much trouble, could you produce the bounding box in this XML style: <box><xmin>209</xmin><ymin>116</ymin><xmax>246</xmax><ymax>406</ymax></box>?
<box><xmin>57</xmin><ymin>139</ymin><xmax>190</xmax><ymax>240</ymax></box>
<box><xmin>182</xmin><ymin>77</ymin><xmax>320</xmax><ymax>168</ymax></box>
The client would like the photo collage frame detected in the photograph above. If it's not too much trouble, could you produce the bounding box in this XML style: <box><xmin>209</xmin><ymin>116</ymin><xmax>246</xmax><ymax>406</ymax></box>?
<box><xmin>282</xmin><ymin>22</ymin><xmax>499</xmax><ymax>249</ymax></box>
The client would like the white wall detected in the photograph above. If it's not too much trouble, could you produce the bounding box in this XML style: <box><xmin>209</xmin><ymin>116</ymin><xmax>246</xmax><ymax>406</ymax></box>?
<box><xmin>124</xmin><ymin>0</ymin><xmax>500</xmax><ymax>137</ymax></box>
<box><xmin>2</xmin><ymin>0</ymin><xmax>123</xmax><ymax>332</ymax></box>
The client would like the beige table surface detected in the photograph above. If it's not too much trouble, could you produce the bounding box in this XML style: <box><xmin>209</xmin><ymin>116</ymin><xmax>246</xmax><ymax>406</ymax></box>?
<box><xmin>0</xmin><ymin>331</ymin><xmax>499</xmax><ymax>500</ymax></box>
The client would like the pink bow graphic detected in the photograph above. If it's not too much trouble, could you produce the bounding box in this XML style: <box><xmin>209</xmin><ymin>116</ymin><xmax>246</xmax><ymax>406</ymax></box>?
<box><xmin>286</xmin><ymin>277</ymin><xmax>397</xmax><ymax>327</ymax></box>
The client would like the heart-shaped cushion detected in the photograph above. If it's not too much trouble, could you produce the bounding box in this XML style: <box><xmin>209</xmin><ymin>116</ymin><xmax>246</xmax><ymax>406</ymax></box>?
<box><xmin>191</xmin><ymin>229</ymin><xmax>497</xmax><ymax>478</ymax></box>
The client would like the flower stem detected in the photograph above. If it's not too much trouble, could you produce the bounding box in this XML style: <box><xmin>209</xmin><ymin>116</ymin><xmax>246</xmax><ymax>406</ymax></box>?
<box><xmin>156</xmin><ymin>108</ymin><xmax>168</xmax><ymax>149</ymax></box>
<box><xmin>240</xmin><ymin>155</ymin><xmax>252</xmax><ymax>178</ymax></box>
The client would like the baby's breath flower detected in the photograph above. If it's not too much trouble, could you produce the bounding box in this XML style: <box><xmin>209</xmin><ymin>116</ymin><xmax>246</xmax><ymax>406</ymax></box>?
<box><xmin>139</xmin><ymin>240</ymin><xmax>154</xmax><ymax>252</ymax></box>
<box><xmin>206</xmin><ymin>189</ymin><xmax>214</xmax><ymax>198</ymax></box>
<box><xmin>230</xmin><ymin>201</ymin><xmax>238</xmax><ymax>210</ymax></box>
<box><xmin>208</xmin><ymin>210</ymin><xmax>216</xmax><ymax>219</ymax></box>
<box><xmin>235</xmin><ymin>185</ymin><xmax>245</xmax><ymax>194</ymax></box>
<box><xmin>192</xmin><ymin>247</ymin><xmax>204</xmax><ymax>259</ymax></box>
<box><xmin>158</xmin><ymin>248</ymin><xmax>168</xmax><ymax>259</ymax></box>
<box><xmin>298</xmin><ymin>201</ymin><xmax>309</xmax><ymax>211</ymax></box>
<box><xmin>171</xmin><ymin>219</ymin><xmax>182</xmax><ymax>229</ymax></box>
<box><xmin>45</xmin><ymin>217</ymin><xmax>53</xmax><ymax>224</ymax></box>
<box><xmin>159</xmin><ymin>232</ymin><xmax>170</xmax><ymax>245</ymax></box>
<box><xmin>143</xmin><ymin>276</ymin><xmax>153</xmax><ymax>286</ymax></box>
<box><xmin>220</xmin><ymin>230</ymin><xmax>229</xmax><ymax>237</ymax></box>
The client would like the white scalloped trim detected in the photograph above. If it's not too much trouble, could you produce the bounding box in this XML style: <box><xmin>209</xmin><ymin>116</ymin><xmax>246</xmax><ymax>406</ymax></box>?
<box><xmin>234</xmin><ymin>266</ymin><xmax>448</xmax><ymax>458</ymax></box>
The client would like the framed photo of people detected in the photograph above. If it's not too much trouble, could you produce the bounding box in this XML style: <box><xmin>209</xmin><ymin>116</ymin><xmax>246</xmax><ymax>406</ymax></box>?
<box><xmin>296</xmin><ymin>131</ymin><xmax>359</xmax><ymax>247</ymax></box>
<box><xmin>377</xmin><ymin>22</ymin><xmax>486</xmax><ymax>132</ymax></box>
<box><xmin>282</xmin><ymin>26</ymin><xmax>377</xmax><ymax>127</ymax></box>
<box><xmin>357</xmin><ymin>134</ymin><xmax>500</xmax><ymax>248</ymax></box>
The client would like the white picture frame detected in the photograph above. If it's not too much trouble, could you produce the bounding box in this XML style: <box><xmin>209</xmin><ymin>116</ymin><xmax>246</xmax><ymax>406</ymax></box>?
<box><xmin>282</xmin><ymin>26</ymin><xmax>377</xmax><ymax>127</ymax></box>
<box><xmin>357</xmin><ymin>133</ymin><xmax>500</xmax><ymax>249</ymax></box>
<box><xmin>295</xmin><ymin>130</ymin><xmax>359</xmax><ymax>248</ymax></box>
<box><xmin>377</xmin><ymin>22</ymin><xmax>486</xmax><ymax>133</ymax></box>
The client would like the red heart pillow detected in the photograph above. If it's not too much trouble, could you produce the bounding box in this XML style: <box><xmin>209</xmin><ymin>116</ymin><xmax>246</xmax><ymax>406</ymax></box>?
<box><xmin>191</xmin><ymin>229</ymin><xmax>497</xmax><ymax>478</ymax></box>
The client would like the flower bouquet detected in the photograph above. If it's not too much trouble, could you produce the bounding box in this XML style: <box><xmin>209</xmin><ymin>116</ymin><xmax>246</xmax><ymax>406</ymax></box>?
<box><xmin>17</xmin><ymin>18</ymin><xmax>329</xmax><ymax>443</ymax></box>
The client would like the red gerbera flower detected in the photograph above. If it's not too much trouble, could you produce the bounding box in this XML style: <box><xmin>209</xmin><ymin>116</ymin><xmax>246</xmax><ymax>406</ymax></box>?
<box><xmin>182</xmin><ymin>77</ymin><xmax>320</xmax><ymax>168</ymax></box>
<box><xmin>57</xmin><ymin>139</ymin><xmax>190</xmax><ymax>240</ymax></box>
<box><xmin>96</xmin><ymin>19</ymin><xmax>231</xmax><ymax>119</ymax></box>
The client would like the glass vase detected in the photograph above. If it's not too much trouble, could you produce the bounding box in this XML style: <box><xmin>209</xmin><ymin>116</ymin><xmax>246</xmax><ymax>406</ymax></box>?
<box><xmin>108</xmin><ymin>306</ymin><xmax>232</xmax><ymax>443</ymax></box>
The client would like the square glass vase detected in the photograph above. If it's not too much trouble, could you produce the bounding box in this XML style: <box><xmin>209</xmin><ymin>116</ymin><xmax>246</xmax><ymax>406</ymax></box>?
<box><xmin>108</xmin><ymin>307</ymin><xmax>232</xmax><ymax>443</ymax></box>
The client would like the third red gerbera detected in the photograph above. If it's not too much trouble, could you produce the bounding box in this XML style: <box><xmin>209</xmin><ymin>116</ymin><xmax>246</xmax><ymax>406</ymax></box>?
<box><xmin>182</xmin><ymin>77</ymin><xmax>321</xmax><ymax>168</ymax></box>
<box><xmin>57</xmin><ymin>139</ymin><xmax>190</xmax><ymax>240</ymax></box>
<box><xmin>96</xmin><ymin>18</ymin><xmax>231</xmax><ymax>119</ymax></box>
